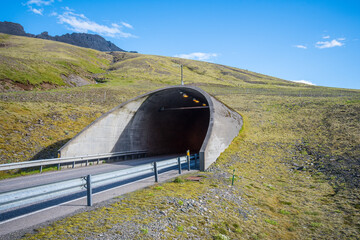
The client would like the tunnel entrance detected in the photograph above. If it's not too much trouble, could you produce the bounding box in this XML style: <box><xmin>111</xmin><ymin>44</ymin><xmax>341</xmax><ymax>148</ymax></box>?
<box><xmin>112</xmin><ymin>88</ymin><xmax>210</xmax><ymax>156</ymax></box>
<box><xmin>59</xmin><ymin>86</ymin><xmax>242</xmax><ymax>171</ymax></box>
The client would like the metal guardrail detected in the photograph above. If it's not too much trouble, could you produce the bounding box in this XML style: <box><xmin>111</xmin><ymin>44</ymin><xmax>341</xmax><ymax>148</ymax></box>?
<box><xmin>0</xmin><ymin>178</ymin><xmax>86</xmax><ymax>212</ymax></box>
<box><xmin>0</xmin><ymin>151</ymin><xmax>147</xmax><ymax>172</ymax></box>
<box><xmin>0</xmin><ymin>153</ymin><xmax>199</xmax><ymax>212</ymax></box>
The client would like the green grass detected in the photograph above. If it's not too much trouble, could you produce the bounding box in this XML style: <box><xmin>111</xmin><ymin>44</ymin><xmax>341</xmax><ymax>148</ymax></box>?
<box><xmin>279</xmin><ymin>209</ymin><xmax>291</xmax><ymax>215</ymax></box>
<box><xmin>310</xmin><ymin>222</ymin><xmax>322</xmax><ymax>227</ymax></box>
<box><xmin>177</xmin><ymin>225</ymin><xmax>184</xmax><ymax>232</ymax></box>
<box><xmin>0</xmin><ymin>33</ymin><xmax>111</xmax><ymax>89</ymax></box>
<box><xmin>265</xmin><ymin>219</ymin><xmax>278</xmax><ymax>225</ymax></box>
<box><xmin>140</xmin><ymin>228</ymin><xmax>148</xmax><ymax>234</ymax></box>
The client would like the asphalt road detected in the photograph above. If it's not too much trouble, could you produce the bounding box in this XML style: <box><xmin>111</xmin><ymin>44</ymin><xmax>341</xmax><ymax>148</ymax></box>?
<box><xmin>0</xmin><ymin>155</ymin><xmax>198</xmax><ymax>237</ymax></box>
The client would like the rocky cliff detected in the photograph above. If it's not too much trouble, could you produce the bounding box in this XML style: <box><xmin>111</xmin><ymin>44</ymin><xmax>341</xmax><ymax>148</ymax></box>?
<box><xmin>0</xmin><ymin>21</ymin><xmax>28</xmax><ymax>36</ymax></box>
<box><xmin>0</xmin><ymin>21</ymin><xmax>126</xmax><ymax>52</ymax></box>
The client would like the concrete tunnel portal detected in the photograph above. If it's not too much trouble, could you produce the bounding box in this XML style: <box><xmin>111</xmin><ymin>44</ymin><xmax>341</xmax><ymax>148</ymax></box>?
<box><xmin>113</xmin><ymin>88</ymin><xmax>211</xmax><ymax>156</ymax></box>
<box><xmin>59</xmin><ymin>86</ymin><xmax>243</xmax><ymax>171</ymax></box>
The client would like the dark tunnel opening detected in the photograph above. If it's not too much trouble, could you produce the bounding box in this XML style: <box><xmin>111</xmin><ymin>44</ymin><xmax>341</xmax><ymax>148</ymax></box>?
<box><xmin>112</xmin><ymin>88</ymin><xmax>210</xmax><ymax>156</ymax></box>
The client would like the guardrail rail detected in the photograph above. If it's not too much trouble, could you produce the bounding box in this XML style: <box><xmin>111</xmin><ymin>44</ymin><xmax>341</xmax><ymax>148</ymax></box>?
<box><xmin>0</xmin><ymin>150</ymin><xmax>147</xmax><ymax>172</ymax></box>
<box><xmin>0</xmin><ymin>152</ymin><xmax>199</xmax><ymax>212</ymax></box>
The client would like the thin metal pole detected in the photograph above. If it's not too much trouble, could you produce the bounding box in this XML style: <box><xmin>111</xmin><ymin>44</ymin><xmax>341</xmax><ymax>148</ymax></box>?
<box><xmin>181</xmin><ymin>64</ymin><xmax>183</xmax><ymax>85</ymax></box>
<box><xmin>187</xmin><ymin>150</ymin><xmax>190</xmax><ymax>171</ymax></box>
<box><xmin>40</xmin><ymin>165</ymin><xmax>43</xmax><ymax>173</ymax></box>
<box><xmin>231</xmin><ymin>169</ymin><xmax>235</xmax><ymax>186</ymax></box>
<box><xmin>178</xmin><ymin>157</ymin><xmax>182</xmax><ymax>174</ymax></box>
<box><xmin>154</xmin><ymin>162</ymin><xmax>158</xmax><ymax>182</ymax></box>
<box><xmin>57</xmin><ymin>163</ymin><xmax>61</xmax><ymax>170</ymax></box>
<box><xmin>86</xmin><ymin>175</ymin><xmax>92</xmax><ymax>206</ymax></box>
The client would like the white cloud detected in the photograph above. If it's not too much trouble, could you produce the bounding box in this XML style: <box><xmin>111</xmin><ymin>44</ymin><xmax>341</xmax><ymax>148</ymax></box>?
<box><xmin>25</xmin><ymin>0</ymin><xmax>53</xmax><ymax>15</ymax></box>
<box><xmin>294</xmin><ymin>45</ymin><xmax>307</xmax><ymax>49</ymax></box>
<box><xmin>315</xmin><ymin>39</ymin><xmax>344</xmax><ymax>49</ymax></box>
<box><xmin>337</xmin><ymin>37</ymin><xmax>346</xmax><ymax>41</ymax></box>
<box><xmin>63</xmin><ymin>6</ymin><xmax>75</xmax><ymax>12</ymax></box>
<box><xmin>121</xmin><ymin>22</ymin><xmax>133</xmax><ymax>29</ymax></box>
<box><xmin>27</xmin><ymin>0</ymin><xmax>54</xmax><ymax>6</ymax></box>
<box><xmin>57</xmin><ymin>10</ymin><xmax>136</xmax><ymax>38</ymax></box>
<box><xmin>24</xmin><ymin>2</ymin><xmax>137</xmax><ymax>38</ymax></box>
<box><xmin>323</xmin><ymin>35</ymin><xmax>330</xmax><ymax>39</ymax></box>
<box><xmin>174</xmin><ymin>52</ymin><xmax>218</xmax><ymax>61</ymax></box>
<box><xmin>292</xmin><ymin>80</ymin><xmax>316</xmax><ymax>85</ymax></box>
<box><xmin>29</xmin><ymin>6</ymin><xmax>43</xmax><ymax>15</ymax></box>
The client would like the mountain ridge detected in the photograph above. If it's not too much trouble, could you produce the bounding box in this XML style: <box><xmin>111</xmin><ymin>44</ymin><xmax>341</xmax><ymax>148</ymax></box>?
<box><xmin>0</xmin><ymin>21</ymin><xmax>128</xmax><ymax>52</ymax></box>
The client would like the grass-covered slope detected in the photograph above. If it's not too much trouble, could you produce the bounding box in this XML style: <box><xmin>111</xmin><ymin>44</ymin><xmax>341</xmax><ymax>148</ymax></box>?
<box><xmin>0</xmin><ymin>33</ymin><xmax>111</xmax><ymax>91</ymax></box>
<box><xmin>1</xmin><ymin>35</ymin><xmax>360</xmax><ymax>239</ymax></box>
<box><xmin>1</xmin><ymin>33</ymin><xmax>318</xmax><ymax>91</ymax></box>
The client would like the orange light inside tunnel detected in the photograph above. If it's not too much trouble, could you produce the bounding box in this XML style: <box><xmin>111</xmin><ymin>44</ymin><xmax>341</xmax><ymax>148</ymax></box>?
<box><xmin>202</xmin><ymin>103</ymin><xmax>207</xmax><ymax>106</ymax></box>
<box><xmin>183</xmin><ymin>94</ymin><xmax>188</xmax><ymax>98</ymax></box>
<box><xmin>193</xmin><ymin>98</ymin><xmax>200</xmax><ymax>103</ymax></box>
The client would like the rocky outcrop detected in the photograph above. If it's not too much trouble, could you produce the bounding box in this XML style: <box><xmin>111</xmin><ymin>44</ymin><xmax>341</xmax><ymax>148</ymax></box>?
<box><xmin>0</xmin><ymin>21</ymin><xmax>126</xmax><ymax>52</ymax></box>
<box><xmin>0</xmin><ymin>21</ymin><xmax>28</xmax><ymax>36</ymax></box>
<box><xmin>35</xmin><ymin>32</ymin><xmax>125</xmax><ymax>52</ymax></box>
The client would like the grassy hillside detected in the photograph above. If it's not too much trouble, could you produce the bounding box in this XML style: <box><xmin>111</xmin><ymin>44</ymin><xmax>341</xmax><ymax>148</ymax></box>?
<box><xmin>0</xmin><ymin>33</ymin><xmax>111</xmax><ymax>91</ymax></box>
<box><xmin>1</xmin><ymin>33</ymin><xmax>325</xmax><ymax>91</ymax></box>
<box><xmin>1</xmin><ymin>36</ymin><xmax>360</xmax><ymax>239</ymax></box>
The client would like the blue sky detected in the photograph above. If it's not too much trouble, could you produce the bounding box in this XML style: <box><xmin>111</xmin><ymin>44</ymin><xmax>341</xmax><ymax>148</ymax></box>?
<box><xmin>1</xmin><ymin>0</ymin><xmax>360</xmax><ymax>89</ymax></box>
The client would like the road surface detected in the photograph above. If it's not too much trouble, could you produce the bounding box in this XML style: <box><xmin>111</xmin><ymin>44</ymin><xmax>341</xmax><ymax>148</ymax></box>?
<box><xmin>0</xmin><ymin>155</ymin><xmax>198</xmax><ymax>237</ymax></box>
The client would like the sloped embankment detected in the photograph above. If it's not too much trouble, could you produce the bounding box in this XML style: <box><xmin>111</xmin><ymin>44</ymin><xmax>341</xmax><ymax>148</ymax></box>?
<box><xmin>0</xmin><ymin>34</ymin><xmax>111</xmax><ymax>92</ymax></box>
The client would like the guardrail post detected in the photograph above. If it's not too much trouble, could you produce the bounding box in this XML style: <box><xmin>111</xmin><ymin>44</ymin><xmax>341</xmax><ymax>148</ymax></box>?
<box><xmin>57</xmin><ymin>163</ymin><xmax>61</xmax><ymax>171</ymax></box>
<box><xmin>40</xmin><ymin>165</ymin><xmax>43</xmax><ymax>173</ymax></box>
<box><xmin>154</xmin><ymin>162</ymin><xmax>158</xmax><ymax>182</ymax></box>
<box><xmin>72</xmin><ymin>161</ymin><xmax>75</xmax><ymax>168</ymax></box>
<box><xmin>178</xmin><ymin>157</ymin><xmax>182</xmax><ymax>174</ymax></box>
<box><xmin>86</xmin><ymin>175</ymin><xmax>92</xmax><ymax>206</ymax></box>
<box><xmin>187</xmin><ymin>150</ymin><xmax>190</xmax><ymax>171</ymax></box>
<box><xmin>231</xmin><ymin>169</ymin><xmax>235</xmax><ymax>186</ymax></box>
